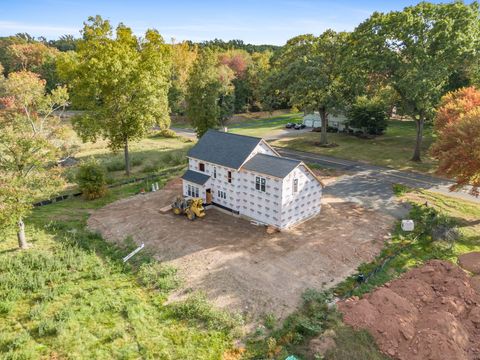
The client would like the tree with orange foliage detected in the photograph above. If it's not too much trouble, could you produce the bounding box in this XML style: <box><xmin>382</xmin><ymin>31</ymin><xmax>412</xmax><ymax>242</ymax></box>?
<box><xmin>431</xmin><ymin>87</ymin><xmax>480</xmax><ymax>195</ymax></box>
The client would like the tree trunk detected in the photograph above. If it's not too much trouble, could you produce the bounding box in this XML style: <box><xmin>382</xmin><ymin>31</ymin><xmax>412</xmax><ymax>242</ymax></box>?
<box><xmin>124</xmin><ymin>138</ymin><xmax>130</xmax><ymax>176</ymax></box>
<box><xmin>412</xmin><ymin>117</ymin><xmax>424</xmax><ymax>162</ymax></box>
<box><xmin>319</xmin><ymin>107</ymin><xmax>328</xmax><ymax>145</ymax></box>
<box><xmin>17</xmin><ymin>218</ymin><xmax>28</xmax><ymax>249</ymax></box>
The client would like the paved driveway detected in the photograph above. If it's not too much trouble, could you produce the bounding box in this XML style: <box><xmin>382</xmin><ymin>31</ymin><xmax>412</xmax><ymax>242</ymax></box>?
<box><xmin>275</xmin><ymin>148</ymin><xmax>479</xmax><ymax>218</ymax></box>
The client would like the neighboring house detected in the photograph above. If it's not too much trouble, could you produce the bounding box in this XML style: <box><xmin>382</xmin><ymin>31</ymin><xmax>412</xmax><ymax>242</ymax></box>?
<box><xmin>303</xmin><ymin>112</ymin><xmax>354</xmax><ymax>131</ymax></box>
<box><xmin>181</xmin><ymin>130</ymin><xmax>323</xmax><ymax>229</ymax></box>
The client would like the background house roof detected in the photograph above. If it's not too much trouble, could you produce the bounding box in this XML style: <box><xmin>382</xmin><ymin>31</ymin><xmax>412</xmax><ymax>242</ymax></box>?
<box><xmin>242</xmin><ymin>153</ymin><xmax>301</xmax><ymax>178</ymax></box>
<box><xmin>187</xmin><ymin>130</ymin><xmax>262</xmax><ymax>169</ymax></box>
<box><xmin>181</xmin><ymin>169</ymin><xmax>210</xmax><ymax>185</ymax></box>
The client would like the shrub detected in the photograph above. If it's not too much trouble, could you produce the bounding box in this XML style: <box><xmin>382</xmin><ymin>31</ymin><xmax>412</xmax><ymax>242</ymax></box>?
<box><xmin>346</xmin><ymin>96</ymin><xmax>389</xmax><ymax>135</ymax></box>
<box><xmin>392</xmin><ymin>183</ymin><xmax>410</xmax><ymax>196</ymax></box>
<box><xmin>154</xmin><ymin>128</ymin><xmax>177</xmax><ymax>138</ymax></box>
<box><xmin>76</xmin><ymin>158</ymin><xmax>108</xmax><ymax>200</ymax></box>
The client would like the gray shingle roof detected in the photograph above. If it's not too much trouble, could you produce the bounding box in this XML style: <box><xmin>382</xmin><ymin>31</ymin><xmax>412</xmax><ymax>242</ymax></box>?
<box><xmin>187</xmin><ymin>130</ymin><xmax>262</xmax><ymax>169</ymax></box>
<box><xmin>181</xmin><ymin>169</ymin><xmax>210</xmax><ymax>185</ymax></box>
<box><xmin>242</xmin><ymin>153</ymin><xmax>301</xmax><ymax>178</ymax></box>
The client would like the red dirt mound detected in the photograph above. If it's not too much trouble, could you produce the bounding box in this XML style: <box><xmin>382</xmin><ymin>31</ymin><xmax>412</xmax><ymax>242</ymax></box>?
<box><xmin>459</xmin><ymin>252</ymin><xmax>480</xmax><ymax>274</ymax></box>
<box><xmin>338</xmin><ymin>260</ymin><xmax>480</xmax><ymax>360</ymax></box>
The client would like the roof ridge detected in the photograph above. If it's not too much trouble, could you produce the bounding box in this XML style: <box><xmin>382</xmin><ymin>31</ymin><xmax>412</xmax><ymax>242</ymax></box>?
<box><xmin>253</xmin><ymin>152</ymin><xmax>301</xmax><ymax>163</ymax></box>
<box><xmin>206</xmin><ymin>129</ymin><xmax>263</xmax><ymax>142</ymax></box>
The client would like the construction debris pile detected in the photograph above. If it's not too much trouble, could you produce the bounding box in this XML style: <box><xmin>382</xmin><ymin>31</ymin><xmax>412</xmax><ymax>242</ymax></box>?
<box><xmin>338</xmin><ymin>257</ymin><xmax>480</xmax><ymax>360</ymax></box>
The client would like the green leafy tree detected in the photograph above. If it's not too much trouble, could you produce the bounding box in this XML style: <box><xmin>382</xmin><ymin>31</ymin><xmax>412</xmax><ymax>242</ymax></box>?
<box><xmin>247</xmin><ymin>51</ymin><xmax>272</xmax><ymax>111</ymax></box>
<box><xmin>346</xmin><ymin>96</ymin><xmax>388</xmax><ymax>135</ymax></box>
<box><xmin>272</xmin><ymin>31</ymin><xmax>348</xmax><ymax>145</ymax></box>
<box><xmin>169</xmin><ymin>40</ymin><xmax>198</xmax><ymax>115</ymax></box>
<box><xmin>48</xmin><ymin>34</ymin><xmax>80</xmax><ymax>52</ymax></box>
<box><xmin>59</xmin><ymin>16</ymin><xmax>171</xmax><ymax>176</ymax></box>
<box><xmin>0</xmin><ymin>71</ymin><xmax>69</xmax><ymax>248</ymax></box>
<box><xmin>260</xmin><ymin>67</ymin><xmax>289</xmax><ymax>113</ymax></box>
<box><xmin>186</xmin><ymin>49</ymin><xmax>234</xmax><ymax>136</ymax></box>
<box><xmin>352</xmin><ymin>2</ymin><xmax>480</xmax><ymax>161</ymax></box>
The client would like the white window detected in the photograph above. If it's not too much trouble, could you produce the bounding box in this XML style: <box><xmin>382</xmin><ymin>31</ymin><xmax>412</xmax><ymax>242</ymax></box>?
<box><xmin>255</xmin><ymin>176</ymin><xmax>266</xmax><ymax>192</ymax></box>
<box><xmin>199</xmin><ymin>163</ymin><xmax>205</xmax><ymax>172</ymax></box>
<box><xmin>227</xmin><ymin>171</ymin><xmax>232</xmax><ymax>183</ymax></box>
<box><xmin>293</xmin><ymin>178</ymin><xmax>298</xmax><ymax>193</ymax></box>
<box><xmin>213</xmin><ymin>167</ymin><xmax>217</xmax><ymax>179</ymax></box>
<box><xmin>217</xmin><ymin>190</ymin><xmax>227</xmax><ymax>199</ymax></box>
<box><xmin>187</xmin><ymin>184</ymin><xmax>199</xmax><ymax>197</ymax></box>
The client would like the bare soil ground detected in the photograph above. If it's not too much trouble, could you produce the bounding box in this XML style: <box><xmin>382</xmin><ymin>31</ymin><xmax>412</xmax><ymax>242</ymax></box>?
<box><xmin>88</xmin><ymin>178</ymin><xmax>394</xmax><ymax>325</ymax></box>
<box><xmin>338</xmin><ymin>259</ymin><xmax>480</xmax><ymax>360</ymax></box>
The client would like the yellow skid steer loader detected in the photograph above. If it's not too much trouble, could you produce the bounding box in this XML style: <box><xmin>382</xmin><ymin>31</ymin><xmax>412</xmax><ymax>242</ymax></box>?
<box><xmin>171</xmin><ymin>197</ymin><xmax>206</xmax><ymax>221</ymax></box>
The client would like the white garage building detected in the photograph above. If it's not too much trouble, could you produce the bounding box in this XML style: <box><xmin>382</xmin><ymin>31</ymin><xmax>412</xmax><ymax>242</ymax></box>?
<box><xmin>303</xmin><ymin>112</ymin><xmax>351</xmax><ymax>131</ymax></box>
<box><xmin>181</xmin><ymin>130</ymin><xmax>323</xmax><ymax>229</ymax></box>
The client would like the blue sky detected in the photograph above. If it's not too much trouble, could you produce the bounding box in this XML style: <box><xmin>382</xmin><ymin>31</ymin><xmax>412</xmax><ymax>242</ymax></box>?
<box><xmin>1</xmin><ymin>0</ymin><xmax>447</xmax><ymax>45</ymax></box>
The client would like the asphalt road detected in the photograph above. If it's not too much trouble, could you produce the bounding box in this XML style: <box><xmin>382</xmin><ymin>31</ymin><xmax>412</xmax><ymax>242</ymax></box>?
<box><xmin>276</xmin><ymin>147</ymin><xmax>479</xmax><ymax>218</ymax></box>
<box><xmin>172</xmin><ymin>127</ymin><xmax>479</xmax><ymax>217</ymax></box>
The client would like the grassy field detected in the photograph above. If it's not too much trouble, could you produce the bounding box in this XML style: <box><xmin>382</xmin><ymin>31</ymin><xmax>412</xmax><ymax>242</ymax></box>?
<box><xmin>227</xmin><ymin>112</ymin><xmax>303</xmax><ymax>138</ymax></box>
<box><xmin>272</xmin><ymin>120</ymin><xmax>437</xmax><ymax>173</ymax></box>
<box><xmin>70</xmin><ymin>131</ymin><xmax>193</xmax><ymax>184</ymax></box>
<box><xmin>246</xmin><ymin>188</ymin><xmax>480</xmax><ymax>359</ymax></box>
<box><xmin>0</xmin><ymin>174</ymin><xmax>241</xmax><ymax>359</ymax></box>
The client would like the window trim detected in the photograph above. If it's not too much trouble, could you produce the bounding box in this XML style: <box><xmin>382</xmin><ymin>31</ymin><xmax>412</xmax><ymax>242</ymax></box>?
<box><xmin>255</xmin><ymin>176</ymin><xmax>266</xmax><ymax>192</ymax></box>
<box><xmin>227</xmin><ymin>171</ymin><xmax>232</xmax><ymax>183</ymax></box>
<box><xmin>187</xmin><ymin>184</ymin><xmax>199</xmax><ymax>198</ymax></box>
<box><xmin>217</xmin><ymin>190</ymin><xmax>227</xmax><ymax>199</ymax></box>
<box><xmin>199</xmin><ymin>163</ymin><xmax>205</xmax><ymax>172</ymax></box>
<box><xmin>213</xmin><ymin>167</ymin><xmax>217</xmax><ymax>179</ymax></box>
<box><xmin>293</xmin><ymin>178</ymin><xmax>298</xmax><ymax>193</ymax></box>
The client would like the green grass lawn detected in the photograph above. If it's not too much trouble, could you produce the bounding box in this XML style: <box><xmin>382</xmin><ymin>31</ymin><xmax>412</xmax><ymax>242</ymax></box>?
<box><xmin>0</xmin><ymin>173</ymin><xmax>240</xmax><ymax>359</ymax></box>
<box><xmin>272</xmin><ymin>120</ymin><xmax>438</xmax><ymax>174</ymax></box>
<box><xmin>74</xmin><ymin>134</ymin><xmax>193</xmax><ymax>183</ymax></box>
<box><xmin>227</xmin><ymin>112</ymin><xmax>303</xmax><ymax>138</ymax></box>
<box><xmin>60</xmin><ymin>128</ymin><xmax>193</xmax><ymax>195</ymax></box>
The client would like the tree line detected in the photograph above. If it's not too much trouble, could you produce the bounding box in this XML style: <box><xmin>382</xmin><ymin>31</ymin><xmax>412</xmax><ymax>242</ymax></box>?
<box><xmin>3</xmin><ymin>2</ymin><xmax>474</xmax><ymax>164</ymax></box>
<box><xmin>2</xmin><ymin>2</ymin><xmax>480</xmax><ymax>248</ymax></box>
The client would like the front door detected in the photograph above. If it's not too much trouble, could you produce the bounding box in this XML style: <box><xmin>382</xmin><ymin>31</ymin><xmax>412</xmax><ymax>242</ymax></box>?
<box><xmin>206</xmin><ymin>188</ymin><xmax>212</xmax><ymax>204</ymax></box>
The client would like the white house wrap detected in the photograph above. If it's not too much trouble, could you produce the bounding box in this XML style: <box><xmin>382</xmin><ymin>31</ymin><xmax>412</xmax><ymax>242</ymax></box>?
<box><xmin>181</xmin><ymin>130</ymin><xmax>323</xmax><ymax>229</ymax></box>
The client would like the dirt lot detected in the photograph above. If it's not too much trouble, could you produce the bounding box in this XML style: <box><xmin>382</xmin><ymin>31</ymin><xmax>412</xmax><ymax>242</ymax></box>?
<box><xmin>88</xmin><ymin>179</ymin><xmax>394</xmax><ymax>325</ymax></box>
